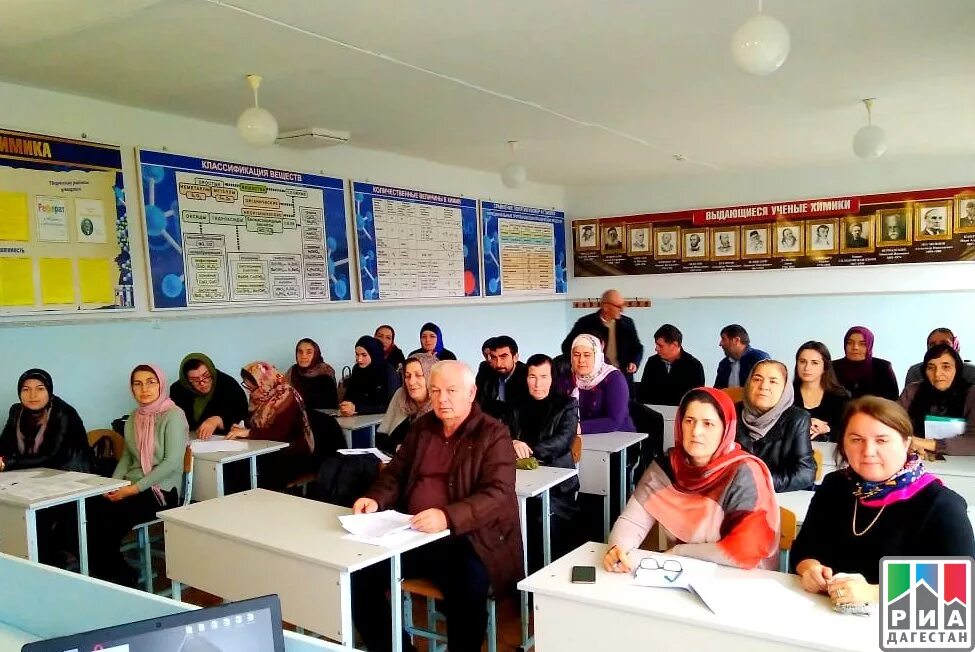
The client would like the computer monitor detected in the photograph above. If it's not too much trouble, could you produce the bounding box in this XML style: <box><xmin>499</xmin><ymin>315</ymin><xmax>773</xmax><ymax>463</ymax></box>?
<box><xmin>22</xmin><ymin>594</ymin><xmax>285</xmax><ymax>652</ymax></box>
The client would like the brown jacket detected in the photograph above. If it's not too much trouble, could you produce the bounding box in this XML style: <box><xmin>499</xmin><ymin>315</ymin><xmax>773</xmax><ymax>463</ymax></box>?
<box><xmin>365</xmin><ymin>404</ymin><xmax>524</xmax><ymax>595</ymax></box>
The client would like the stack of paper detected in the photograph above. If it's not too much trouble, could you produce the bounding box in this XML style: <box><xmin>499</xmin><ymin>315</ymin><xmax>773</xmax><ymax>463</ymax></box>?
<box><xmin>337</xmin><ymin>448</ymin><xmax>392</xmax><ymax>463</ymax></box>
<box><xmin>338</xmin><ymin>510</ymin><xmax>424</xmax><ymax>548</ymax></box>
<box><xmin>190</xmin><ymin>439</ymin><xmax>250</xmax><ymax>453</ymax></box>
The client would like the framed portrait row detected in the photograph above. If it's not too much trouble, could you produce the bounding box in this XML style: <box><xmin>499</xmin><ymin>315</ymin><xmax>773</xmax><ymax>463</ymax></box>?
<box><xmin>574</xmin><ymin>196</ymin><xmax>975</xmax><ymax>261</ymax></box>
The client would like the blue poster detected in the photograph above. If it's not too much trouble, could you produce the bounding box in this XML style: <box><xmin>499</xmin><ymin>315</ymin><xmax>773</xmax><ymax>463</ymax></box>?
<box><xmin>481</xmin><ymin>201</ymin><xmax>566</xmax><ymax>296</ymax></box>
<box><xmin>139</xmin><ymin>150</ymin><xmax>350</xmax><ymax>309</ymax></box>
<box><xmin>352</xmin><ymin>182</ymin><xmax>480</xmax><ymax>301</ymax></box>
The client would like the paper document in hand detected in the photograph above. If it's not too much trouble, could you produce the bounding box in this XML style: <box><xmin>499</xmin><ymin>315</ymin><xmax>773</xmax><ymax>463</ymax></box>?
<box><xmin>190</xmin><ymin>439</ymin><xmax>250</xmax><ymax>453</ymax></box>
<box><xmin>339</xmin><ymin>510</ymin><xmax>413</xmax><ymax>538</ymax></box>
<box><xmin>924</xmin><ymin>416</ymin><xmax>966</xmax><ymax>440</ymax></box>
<box><xmin>344</xmin><ymin>529</ymin><xmax>430</xmax><ymax>548</ymax></box>
<box><xmin>337</xmin><ymin>448</ymin><xmax>392</xmax><ymax>463</ymax></box>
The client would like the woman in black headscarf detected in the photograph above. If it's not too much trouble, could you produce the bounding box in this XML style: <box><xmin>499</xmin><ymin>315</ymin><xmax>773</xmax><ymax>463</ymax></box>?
<box><xmin>901</xmin><ymin>343</ymin><xmax>975</xmax><ymax>456</ymax></box>
<box><xmin>339</xmin><ymin>336</ymin><xmax>401</xmax><ymax>416</ymax></box>
<box><xmin>0</xmin><ymin>369</ymin><xmax>95</xmax><ymax>566</ymax></box>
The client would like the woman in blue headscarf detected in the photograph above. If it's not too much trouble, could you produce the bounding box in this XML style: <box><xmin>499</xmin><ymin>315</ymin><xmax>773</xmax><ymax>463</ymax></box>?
<box><xmin>408</xmin><ymin>322</ymin><xmax>457</xmax><ymax>361</ymax></box>
<box><xmin>339</xmin><ymin>336</ymin><xmax>402</xmax><ymax>416</ymax></box>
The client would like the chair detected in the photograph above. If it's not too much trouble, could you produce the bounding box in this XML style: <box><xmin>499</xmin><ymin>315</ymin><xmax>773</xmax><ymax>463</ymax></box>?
<box><xmin>87</xmin><ymin>429</ymin><xmax>125</xmax><ymax>459</ymax></box>
<box><xmin>571</xmin><ymin>434</ymin><xmax>583</xmax><ymax>465</ymax></box>
<box><xmin>401</xmin><ymin>577</ymin><xmax>497</xmax><ymax>652</ymax></box>
<box><xmin>778</xmin><ymin>507</ymin><xmax>798</xmax><ymax>570</ymax></box>
<box><xmin>132</xmin><ymin>446</ymin><xmax>194</xmax><ymax>594</ymax></box>
<box><xmin>285</xmin><ymin>471</ymin><xmax>317</xmax><ymax>497</ymax></box>
<box><xmin>812</xmin><ymin>448</ymin><xmax>824</xmax><ymax>483</ymax></box>
<box><xmin>719</xmin><ymin>386</ymin><xmax>744</xmax><ymax>403</ymax></box>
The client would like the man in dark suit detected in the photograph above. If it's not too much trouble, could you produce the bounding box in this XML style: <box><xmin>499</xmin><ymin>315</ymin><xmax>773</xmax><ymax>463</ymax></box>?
<box><xmin>714</xmin><ymin>324</ymin><xmax>770</xmax><ymax>389</ymax></box>
<box><xmin>561</xmin><ymin>288</ymin><xmax>644</xmax><ymax>387</ymax></box>
<box><xmin>476</xmin><ymin>334</ymin><xmax>528</xmax><ymax>421</ymax></box>
<box><xmin>636</xmin><ymin>324</ymin><xmax>705</xmax><ymax>406</ymax></box>
<box><xmin>846</xmin><ymin>222</ymin><xmax>868</xmax><ymax>247</ymax></box>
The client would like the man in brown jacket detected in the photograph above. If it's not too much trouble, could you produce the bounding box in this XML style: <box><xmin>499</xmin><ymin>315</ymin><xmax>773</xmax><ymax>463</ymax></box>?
<box><xmin>352</xmin><ymin>360</ymin><xmax>523</xmax><ymax>652</ymax></box>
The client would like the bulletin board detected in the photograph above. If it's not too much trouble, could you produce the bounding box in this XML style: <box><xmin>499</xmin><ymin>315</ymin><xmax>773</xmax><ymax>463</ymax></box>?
<box><xmin>481</xmin><ymin>201</ymin><xmax>566</xmax><ymax>296</ymax></box>
<box><xmin>573</xmin><ymin>185</ymin><xmax>975</xmax><ymax>277</ymax></box>
<box><xmin>352</xmin><ymin>182</ymin><xmax>480</xmax><ymax>301</ymax></box>
<box><xmin>138</xmin><ymin>150</ymin><xmax>351</xmax><ymax>310</ymax></box>
<box><xmin>0</xmin><ymin>128</ymin><xmax>132</xmax><ymax>314</ymax></box>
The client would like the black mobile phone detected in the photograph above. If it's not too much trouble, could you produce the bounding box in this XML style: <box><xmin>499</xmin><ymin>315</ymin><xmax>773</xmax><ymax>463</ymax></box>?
<box><xmin>570</xmin><ymin>565</ymin><xmax>596</xmax><ymax>584</ymax></box>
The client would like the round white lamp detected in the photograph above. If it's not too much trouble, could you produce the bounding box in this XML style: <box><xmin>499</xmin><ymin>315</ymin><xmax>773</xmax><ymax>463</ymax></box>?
<box><xmin>731</xmin><ymin>10</ymin><xmax>791</xmax><ymax>76</ymax></box>
<box><xmin>500</xmin><ymin>141</ymin><xmax>527</xmax><ymax>188</ymax></box>
<box><xmin>852</xmin><ymin>99</ymin><xmax>887</xmax><ymax>160</ymax></box>
<box><xmin>237</xmin><ymin>74</ymin><xmax>278</xmax><ymax>147</ymax></box>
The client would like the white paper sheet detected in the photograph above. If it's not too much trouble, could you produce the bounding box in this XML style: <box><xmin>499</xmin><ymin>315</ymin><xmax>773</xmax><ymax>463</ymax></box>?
<box><xmin>190</xmin><ymin>439</ymin><xmax>250</xmax><ymax>453</ymax></box>
<box><xmin>337</xmin><ymin>448</ymin><xmax>392</xmax><ymax>463</ymax></box>
<box><xmin>924</xmin><ymin>417</ymin><xmax>967</xmax><ymax>440</ymax></box>
<box><xmin>343</xmin><ymin>529</ymin><xmax>430</xmax><ymax>548</ymax></box>
<box><xmin>339</xmin><ymin>510</ymin><xmax>413</xmax><ymax>538</ymax></box>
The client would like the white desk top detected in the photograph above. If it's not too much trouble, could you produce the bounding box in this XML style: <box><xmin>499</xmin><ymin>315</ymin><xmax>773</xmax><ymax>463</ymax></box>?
<box><xmin>582</xmin><ymin>431</ymin><xmax>648</xmax><ymax>453</ymax></box>
<box><xmin>516</xmin><ymin>466</ymin><xmax>579</xmax><ymax>498</ymax></box>
<box><xmin>0</xmin><ymin>468</ymin><xmax>127</xmax><ymax>509</ymax></box>
<box><xmin>0</xmin><ymin>621</ymin><xmax>36</xmax><ymax>648</ymax></box>
<box><xmin>776</xmin><ymin>490</ymin><xmax>814</xmax><ymax>525</ymax></box>
<box><xmin>190</xmin><ymin>438</ymin><xmax>290</xmax><ymax>463</ymax></box>
<box><xmin>519</xmin><ymin>543</ymin><xmax>875</xmax><ymax>652</ymax></box>
<box><xmin>159</xmin><ymin>489</ymin><xmax>447</xmax><ymax>571</ymax></box>
<box><xmin>644</xmin><ymin>404</ymin><xmax>679</xmax><ymax>420</ymax></box>
<box><xmin>336</xmin><ymin>413</ymin><xmax>386</xmax><ymax>430</ymax></box>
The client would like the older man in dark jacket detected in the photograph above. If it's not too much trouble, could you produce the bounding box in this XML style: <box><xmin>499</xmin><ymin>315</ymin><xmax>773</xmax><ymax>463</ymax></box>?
<box><xmin>561</xmin><ymin>289</ymin><xmax>643</xmax><ymax>387</ymax></box>
<box><xmin>352</xmin><ymin>360</ymin><xmax>523</xmax><ymax>652</ymax></box>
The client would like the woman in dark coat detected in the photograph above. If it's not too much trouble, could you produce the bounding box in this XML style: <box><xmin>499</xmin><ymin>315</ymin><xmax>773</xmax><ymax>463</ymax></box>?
<box><xmin>170</xmin><ymin>352</ymin><xmax>248</xmax><ymax>438</ymax></box>
<box><xmin>0</xmin><ymin>368</ymin><xmax>94</xmax><ymax>566</ymax></box>
<box><xmin>339</xmin><ymin>336</ymin><xmax>400</xmax><ymax>416</ymax></box>
<box><xmin>832</xmin><ymin>326</ymin><xmax>899</xmax><ymax>400</ymax></box>
<box><xmin>736</xmin><ymin>360</ymin><xmax>816</xmax><ymax>492</ymax></box>
<box><xmin>286</xmin><ymin>338</ymin><xmax>338</xmax><ymax>411</ymax></box>
<box><xmin>408</xmin><ymin>322</ymin><xmax>457</xmax><ymax>361</ymax></box>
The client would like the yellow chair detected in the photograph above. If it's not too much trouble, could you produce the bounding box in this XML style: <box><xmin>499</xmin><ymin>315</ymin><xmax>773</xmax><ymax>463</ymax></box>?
<box><xmin>571</xmin><ymin>434</ymin><xmax>583</xmax><ymax>465</ymax></box>
<box><xmin>401</xmin><ymin>577</ymin><xmax>497</xmax><ymax>652</ymax></box>
<box><xmin>779</xmin><ymin>507</ymin><xmax>798</xmax><ymax>570</ymax></box>
<box><xmin>88</xmin><ymin>428</ymin><xmax>125</xmax><ymax>461</ymax></box>
<box><xmin>719</xmin><ymin>386</ymin><xmax>744</xmax><ymax>404</ymax></box>
<box><xmin>812</xmin><ymin>448</ymin><xmax>824</xmax><ymax>483</ymax></box>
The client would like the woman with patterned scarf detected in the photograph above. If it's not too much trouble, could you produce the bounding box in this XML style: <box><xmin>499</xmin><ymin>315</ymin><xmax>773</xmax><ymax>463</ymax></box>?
<box><xmin>604</xmin><ymin>387</ymin><xmax>780</xmax><ymax>572</ymax></box>
<box><xmin>792</xmin><ymin>396</ymin><xmax>974</xmax><ymax>609</ymax></box>
<box><xmin>230</xmin><ymin>361</ymin><xmax>317</xmax><ymax>490</ymax></box>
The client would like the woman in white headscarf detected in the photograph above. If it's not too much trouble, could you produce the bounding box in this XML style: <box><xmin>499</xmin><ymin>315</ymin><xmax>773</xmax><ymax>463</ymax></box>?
<box><xmin>570</xmin><ymin>334</ymin><xmax>634</xmax><ymax>434</ymax></box>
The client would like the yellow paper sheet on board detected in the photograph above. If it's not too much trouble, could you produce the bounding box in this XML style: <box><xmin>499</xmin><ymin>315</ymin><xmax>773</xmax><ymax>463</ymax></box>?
<box><xmin>0</xmin><ymin>257</ymin><xmax>35</xmax><ymax>306</ymax></box>
<box><xmin>0</xmin><ymin>191</ymin><xmax>30</xmax><ymax>241</ymax></box>
<box><xmin>39</xmin><ymin>258</ymin><xmax>75</xmax><ymax>305</ymax></box>
<box><xmin>78</xmin><ymin>258</ymin><xmax>115</xmax><ymax>304</ymax></box>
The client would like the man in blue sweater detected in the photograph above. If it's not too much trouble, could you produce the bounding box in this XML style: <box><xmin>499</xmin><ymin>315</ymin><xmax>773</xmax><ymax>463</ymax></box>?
<box><xmin>714</xmin><ymin>324</ymin><xmax>769</xmax><ymax>389</ymax></box>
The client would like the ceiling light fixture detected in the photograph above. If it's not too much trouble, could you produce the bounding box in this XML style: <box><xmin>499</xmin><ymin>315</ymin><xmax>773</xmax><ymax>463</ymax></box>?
<box><xmin>731</xmin><ymin>0</ymin><xmax>791</xmax><ymax>76</ymax></box>
<box><xmin>500</xmin><ymin>140</ymin><xmax>527</xmax><ymax>189</ymax></box>
<box><xmin>852</xmin><ymin>98</ymin><xmax>887</xmax><ymax>160</ymax></box>
<box><xmin>236</xmin><ymin>74</ymin><xmax>278</xmax><ymax>146</ymax></box>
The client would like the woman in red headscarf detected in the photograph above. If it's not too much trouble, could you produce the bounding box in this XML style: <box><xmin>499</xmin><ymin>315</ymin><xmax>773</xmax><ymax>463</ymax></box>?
<box><xmin>604</xmin><ymin>387</ymin><xmax>779</xmax><ymax>571</ymax></box>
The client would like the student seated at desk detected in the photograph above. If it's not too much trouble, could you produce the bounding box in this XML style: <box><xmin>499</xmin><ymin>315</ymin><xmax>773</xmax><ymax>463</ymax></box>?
<box><xmin>736</xmin><ymin>360</ymin><xmax>816</xmax><ymax>492</ymax></box>
<box><xmin>791</xmin><ymin>397</ymin><xmax>974</xmax><ymax>607</ymax></box>
<box><xmin>832</xmin><ymin>326</ymin><xmax>899</xmax><ymax>400</ymax></box>
<box><xmin>793</xmin><ymin>341</ymin><xmax>850</xmax><ymax>443</ymax></box>
<box><xmin>603</xmin><ymin>387</ymin><xmax>778</xmax><ymax>572</ymax></box>
<box><xmin>352</xmin><ymin>361</ymin><xmax>522</xmax><ymax>652</ymax></box>
<box><xmin>0</xmin><ymin>369</ymin><xmax>94</xmax><ymax>567</ymax></box>
<box><xmin>286</xmin><ymin>338</ymin><xmax>338</xmax><ymax>411</ymax></box>
<box><xmin>571</xmin><ymin>334</ymin><xmax>634</xmax><ymax>434</ymax></box>
<box><xmin>407</xmin><ymin>322</ymin><xmax>457</xmax><ymax>361</ymax></box>
<box><xmin>901</xmin><ymin>344</ymin><xmax>975</xmax><ymax>457</ymax></box>
<box><xmin>339</xmin><ymin>336</ymin><xmax>400</xmax><ymax>417</ymax></box>
<box><xmin>170</xmin><ymin>352</ymin><xmax>247</xmax><ymax>439</ymax></box>
<box><xmin>375</xmin><ymin>324</ymin><xmax>407</xmax><ymax>371</ymax></box>
<box><xmin>510</xmin><ymin>353</ymin><xmax>582</xmax><ymax>563</ymax></box>
<box><xmin>87</xmin><ymin>364</ymin><xmax>187</xmax><ymax>586</ymax></box>
<box><xmin>904</xmin><ymin>327</ymin><xmax>975</xmax><ymax>387</ymax></box>
<box><xmin>229</xmin><ymin>361</ymin><xmax>317</xmax><ymax>490</ymax></box>
<box><xmin>376</xmin><ymin>353</ymin><xmax>436</xmax><ymax>454</ymax></box>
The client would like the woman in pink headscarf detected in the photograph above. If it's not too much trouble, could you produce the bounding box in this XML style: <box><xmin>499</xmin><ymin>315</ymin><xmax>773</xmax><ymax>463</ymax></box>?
<box><xmin>87</xmin><ymin>364</ymin><xmax>188</xmax><ymax>586</ymax></box>
<box><xmin>832</xmin><ymin>326</ymin><xmax>899</xmax><ymax>400</ymax></box>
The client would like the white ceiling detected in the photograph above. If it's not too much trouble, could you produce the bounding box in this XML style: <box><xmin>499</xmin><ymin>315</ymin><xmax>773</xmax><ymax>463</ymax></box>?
<box><xmin>0</xmin><ymin>0</ymin><xmax>973</xmax><ymax>185</ymax></box>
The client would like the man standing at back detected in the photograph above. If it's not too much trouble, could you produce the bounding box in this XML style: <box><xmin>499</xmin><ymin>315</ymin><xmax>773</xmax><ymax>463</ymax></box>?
<box><xmin>351</xmin><ymin>361</ymin><xmax>522</xmax><ymax>652</ymax></box>
<box><xmin>562</xmin><ymin>288</ymin><xmax>643</xmax><ymax>387</ymax></box>
<box><xmin>476</xmin><ymin>335</ymin><xmax>529</xmax><ymax>421</ymax></box>
<box><xmin>636</xmin><ymin>324</ymin><xmax>705</xmax><ymax>405</ymax></box>
<box><xmin>714</xmin><ymin>324</ymin><xmax>770</xmax><ymax>389</ymax></box>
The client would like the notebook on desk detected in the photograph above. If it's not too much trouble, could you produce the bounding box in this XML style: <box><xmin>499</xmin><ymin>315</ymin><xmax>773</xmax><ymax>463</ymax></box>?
<box><xmin>22</xmin><ymin>594</ymin><xmax>285</xmax><ymax>652</ymax></box>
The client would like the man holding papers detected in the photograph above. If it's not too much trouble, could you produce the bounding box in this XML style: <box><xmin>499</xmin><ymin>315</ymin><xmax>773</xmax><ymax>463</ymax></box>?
<box><xmin>351</xmin><ymin>360</ymin><xmax>523</xmax><ymax>652</ymax></box>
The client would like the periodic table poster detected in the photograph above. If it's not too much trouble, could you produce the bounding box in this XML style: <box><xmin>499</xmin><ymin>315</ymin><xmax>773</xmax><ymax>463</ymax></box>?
<box><xmin>352</xmin><ymin>182</ymin><xmax>480</xmax><ymax>301</ymax></box>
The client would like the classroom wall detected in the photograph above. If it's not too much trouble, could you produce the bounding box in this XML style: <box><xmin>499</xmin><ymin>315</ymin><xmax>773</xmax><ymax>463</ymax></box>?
<box><xmin>0</xmin><ymin>80</ymin><xmax>569</xmax><ymax>427</ymax></box>
<box><xmin>565</xmin><ymin>154</ymin><xmax>975</xmax><ymax>384</ymax></box>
